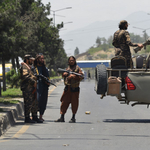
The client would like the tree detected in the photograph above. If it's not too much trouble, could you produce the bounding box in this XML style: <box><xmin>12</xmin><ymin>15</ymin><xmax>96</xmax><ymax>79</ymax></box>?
<box><xmin>101</xmin><ymin>37</ymin><xmax>108</xmax><ymax>51</ymax></box>
<box><xmin>0</xmin><ymin>0</ymin><xmax>69</xmax><ymax>93</ymax></box>
<box><xmin>0</xmin><ymin>0</ymin><xmax>22</xmax><ymax>91</ymax></box>
<box><xmin>96</xmin><ymin>37</ymin><xmax>101</xmax><ymax>47</ymax></box>
<box><xmin>74</xmin><ymin>47</ymin><xmax>79</xmax><ymax>56</ymax></box>
<box><xmin>130</xmin><ymin>33</ymin><xmax>144</xmax><ymax>43</ymax></box>
<box><xmin>107</xmin><ymin>36</ymin><xmax>113</xmax><ymax>48</ymax></box>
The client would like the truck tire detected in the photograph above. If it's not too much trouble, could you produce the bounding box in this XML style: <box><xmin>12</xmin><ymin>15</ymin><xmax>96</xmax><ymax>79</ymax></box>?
<box><xmin>95</xmin><ymin>64</ymin><xmax>107</xmax><ymax>94</ymax></box>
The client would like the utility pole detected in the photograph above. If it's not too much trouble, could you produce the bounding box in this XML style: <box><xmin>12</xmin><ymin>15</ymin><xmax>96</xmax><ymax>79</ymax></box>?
<box><xmin>51</xmin><ymin>7</ymin><xmax>72</xmax><ymax>26</ymax></box>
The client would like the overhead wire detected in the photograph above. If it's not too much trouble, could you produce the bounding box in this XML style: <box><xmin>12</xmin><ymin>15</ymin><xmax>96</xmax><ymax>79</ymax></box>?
<box><xmin>61</xmin><ymin>19</ymin><xmax>150</xmax><ymax>36</ymax></box>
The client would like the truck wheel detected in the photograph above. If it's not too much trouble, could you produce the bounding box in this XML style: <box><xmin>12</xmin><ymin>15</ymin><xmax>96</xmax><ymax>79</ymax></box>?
<box><xmin>95</xmin><ymin>64</ymin><xmax>107</xmax><ymax>94</ymax></box>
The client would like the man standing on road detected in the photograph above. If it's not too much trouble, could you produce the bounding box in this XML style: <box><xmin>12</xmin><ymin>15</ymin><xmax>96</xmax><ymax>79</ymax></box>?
<box><xmin>21</xmin><ymin>54</ymin><xmax>42</xmax><ymax>123</ymax></box>
<box><xmin>34</xmin><ymin>54</ymin><xmax>50</xmax><ymax>121</ymax></box>
<box><xmin>55</xmin><ymin>56</ymin><xmax>83</xmax><ymax>123</ymax></box>
<box><xmin>112</xmin><ymin>20</ymin><xmax>143</xmax><ymax>68</ymax></box>
<box><xmin>88</xmin><ymin>70</ymin><xmax>91</xmax><ymax>81</ymax></box>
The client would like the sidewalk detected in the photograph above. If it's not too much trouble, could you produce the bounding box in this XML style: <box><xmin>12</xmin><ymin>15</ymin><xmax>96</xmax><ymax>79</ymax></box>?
<box><xmin>0</xmin><ymin>98</ymin><xmax>24</xmax><ymax>136</ymax></box>
<box><xmin>0</xmin><ymin>78</ymin><xmax>61</xmax><ymax>137</ymax></box>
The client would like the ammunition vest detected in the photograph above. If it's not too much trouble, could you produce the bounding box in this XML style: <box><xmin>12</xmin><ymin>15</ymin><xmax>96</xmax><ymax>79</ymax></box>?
<box><xmin>64</xmin><ymin>65</ymin><xmax>81</xmax><ymax>88</ymax></box>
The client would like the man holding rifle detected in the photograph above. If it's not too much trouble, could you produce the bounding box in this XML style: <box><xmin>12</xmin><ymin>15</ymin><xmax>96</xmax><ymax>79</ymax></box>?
<box><xmin>112</xmin><ymin>20</ymin><xmax>143</xmax><ymax>68</ymax></box>
<box><xmin>55</xmin><ymin>56</ymin><xmax>84</xmax><ymax>123</ymax></box>
<box><xmin>34</xmin><ymin>53</ymin><xmax>50</xmax><ymax>121</ymax></box>
<box><xmin>21</xmin><ymin>54</ymin><xmax>42</xmax><ymax>123</ymax></box>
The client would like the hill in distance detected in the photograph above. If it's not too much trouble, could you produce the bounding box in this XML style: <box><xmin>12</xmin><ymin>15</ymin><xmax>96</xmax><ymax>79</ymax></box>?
<box><xmin>61</xmin><ymin>11</ymin><xmax>150</xmax><ymax>56</ymax></box>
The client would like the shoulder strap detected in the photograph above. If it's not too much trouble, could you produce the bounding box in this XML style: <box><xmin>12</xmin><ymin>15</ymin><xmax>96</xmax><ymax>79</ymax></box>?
<box><xmin>35</xmin><ymin>66</ymin><xmax>39</xmax><ymax>75</ymax></box>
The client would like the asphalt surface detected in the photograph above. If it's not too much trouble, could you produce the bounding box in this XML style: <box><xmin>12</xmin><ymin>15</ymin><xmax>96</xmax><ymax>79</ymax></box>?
<box><xmin>1</xmin><ymin>79</ymin><xmax>150</xmax><ymax>150</ymax></box>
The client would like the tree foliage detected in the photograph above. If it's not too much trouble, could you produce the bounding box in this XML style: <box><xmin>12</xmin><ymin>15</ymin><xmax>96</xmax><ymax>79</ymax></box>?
<box><xmin>95</xmin><ymin>33</ymin><xmax>149</xmax><ymax>52</ymax></box>
<box><xmin>74</xmin><ymin>47</ymin><xmax>79</xmax><ymax>56</ymax></box>
<box><xmin>0</xmin><ymin>0</ymin><xmax>67</xmax><ymax>92</ymax></box>
<box><xmin>96</xmin><ymin>37</ymin><xmax>101</xmax><ymax>47</ymax></box>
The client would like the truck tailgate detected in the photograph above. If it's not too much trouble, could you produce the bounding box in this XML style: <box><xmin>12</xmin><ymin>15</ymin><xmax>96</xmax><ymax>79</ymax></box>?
<box><xmin>126</xmin><ymin>72</ymin><xmax>150</xmax><ymax>103</ymax></box>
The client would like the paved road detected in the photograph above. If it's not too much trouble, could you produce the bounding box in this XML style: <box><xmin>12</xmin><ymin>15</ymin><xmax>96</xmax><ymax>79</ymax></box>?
<box><xmin>1</xmin><ymin>80</ymin><xmax>150</xmax><ymax>150</ymax></box>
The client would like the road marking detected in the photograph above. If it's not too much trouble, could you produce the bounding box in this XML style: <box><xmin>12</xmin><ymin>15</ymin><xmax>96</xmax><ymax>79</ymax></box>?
<box><xmin>13</xmin><ymin>124</ymin><xmax>30</xmax><ymax>138</ymax></box>
<box><xmin>48</xmin><ymin>82</ymin><xmax>61</xmax><ymax>96</ymax></box>
<box><xmin>0</xmin><ymin>125</ymin><xmax>30</xmax><ymax>143</ymax></box>
<box><xmin>0</xmin><ymin>81</ymin><xmax>61</xmax><ymax>143</ymax></box>
<box><xmin>48</xmin><ymin>86</ymin><xmax>57</xmax><ymax>96</ymax></box>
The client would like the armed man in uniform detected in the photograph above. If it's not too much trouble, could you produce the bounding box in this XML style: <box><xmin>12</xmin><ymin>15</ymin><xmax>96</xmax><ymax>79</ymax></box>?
<box><xmin>55</xmin><ymin>56</ymin><xmax>83</xmax><ymax>123</ymax></box>
<box><xmin>112</xmin><ymin>20</ymin><xmax>143</xmax><ymax>68</ymax></box>
<box><xmin>21</xmin><ymin>54</ymin><xmax>43</xmax><ymax>123</ymax></box>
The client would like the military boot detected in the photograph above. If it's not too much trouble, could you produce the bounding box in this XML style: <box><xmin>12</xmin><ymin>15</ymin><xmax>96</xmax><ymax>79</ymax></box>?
<box><xmin>69</xmin><ymin>114</ymin><xmax>76</xmax><ymax>123</ymax></box>
<box><xmin>55</xmin><ymin>118</ymin><xmax>65</xmax><ymax>122</ymax></box>
<box><xmin>25</xmin><ymin>117</ymin><xmax>36</xmax><ymax>123</ymax></box>
<box><xmin>32</xmin><ymin>116</ymin><xmax>43</xmax><ymax>123</ymax></box>
<box><xmin>55</xmin><ymin>114</ymin><xmax>65</xmax><ymax>122</ymax></box>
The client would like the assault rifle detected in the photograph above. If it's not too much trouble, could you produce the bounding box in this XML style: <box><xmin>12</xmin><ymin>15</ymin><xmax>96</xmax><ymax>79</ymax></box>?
<box><xmin>134</xmin><ymin>38</ymin><xmax>150</xmax><ymax>53</ymax></box>
<box><xmin>57</xmin><ymin>68</ymin><xmax>84</xmax><ymax>78</ymax></box>
<box><xmin>37</xmin><ymin>74</ymin><xmax>57</xmax><ymax>87</ymax></box>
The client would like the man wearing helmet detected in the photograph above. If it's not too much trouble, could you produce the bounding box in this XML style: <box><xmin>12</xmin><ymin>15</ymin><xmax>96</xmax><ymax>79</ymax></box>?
<box><xmin>112</xmin><ymin>20</ymin><xmax>143</xmax><ymax>68</ymax></box>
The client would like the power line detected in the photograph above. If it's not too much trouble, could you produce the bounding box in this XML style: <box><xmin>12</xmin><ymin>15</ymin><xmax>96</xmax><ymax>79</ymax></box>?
<box><xmin>61</xmin><ymin>19</ymin><xmax>150</xmax><ymax>36</ymax></box>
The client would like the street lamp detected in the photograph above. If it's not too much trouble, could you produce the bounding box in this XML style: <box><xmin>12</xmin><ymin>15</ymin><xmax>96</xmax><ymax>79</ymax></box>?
<box><xmin>133</xmin><ymin>26</ymin><xmax>150</xmax><ymax>49</ymax></box>
<box><xmin>51</xmin><ymin>7</ymin><xmax>72</xmax><ymax>26</ymax></box>
<box><xmin>59</xmin><ymin>22</ymin><xmax>73</xmax><ymax>31</ymax></box>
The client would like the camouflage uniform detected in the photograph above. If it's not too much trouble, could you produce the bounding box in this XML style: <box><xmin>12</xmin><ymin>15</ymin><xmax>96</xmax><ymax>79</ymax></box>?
<box><xmin>112</xmin><ymin>29</ymin><xmax>138</xmax><ymax>68</ymax></box>
<box><xmin>30</xmin><ymin>65</ymin><xmax>39</xmax><ymax>117</ymax></box>
<box><xmin>21</xmin><ymin>63</ymin><xmax>37</xmax><ymax>120</ymax></box>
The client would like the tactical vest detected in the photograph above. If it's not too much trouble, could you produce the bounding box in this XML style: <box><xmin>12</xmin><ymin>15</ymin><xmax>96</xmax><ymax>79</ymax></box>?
<box><xmin>64</xmin><ymin>65</ymin><xmax>81</xmax><ymax>88</ymax></box>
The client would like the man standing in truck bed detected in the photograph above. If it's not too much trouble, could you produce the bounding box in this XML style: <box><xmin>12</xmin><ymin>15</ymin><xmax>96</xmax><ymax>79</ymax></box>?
<box><xmin>112</xmin><ymin>20</ymin><xmax>143</xmax><ymax>68</ymax></box>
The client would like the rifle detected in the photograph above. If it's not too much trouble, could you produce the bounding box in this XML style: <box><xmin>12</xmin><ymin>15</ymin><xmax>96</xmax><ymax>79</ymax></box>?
<box><xmin>57</xmin><ymin>68</ymin><xmax>84</xmax><ymax>78</ymax></box>
<box><xmin>36</xmin><ymin>74</ymin><xmax>57</xmax><ymax>87</ymax></box>
<box><xmin>134</xmin><ymin>38</ymin><xmax>150</xmax><ymax>53</ymax></box>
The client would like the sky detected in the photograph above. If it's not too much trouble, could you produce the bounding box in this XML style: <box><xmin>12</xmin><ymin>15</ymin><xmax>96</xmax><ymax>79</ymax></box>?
<box><xmin>41</xmin><ymin>0</ymin><xmax>150</xmax><ymax>55</ymax></box>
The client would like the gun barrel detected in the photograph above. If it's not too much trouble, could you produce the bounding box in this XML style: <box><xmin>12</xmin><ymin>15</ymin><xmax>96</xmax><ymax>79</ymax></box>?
<box><xmin>70</xmin><ymin>71</ymin><xmax>84</xmax><ymax>78</ymax></box>
<box><xmin>37</xmin><ymin>74</ymin><xmax>57</xmax><ymax>87</ymax></box>
<box><xmin>58</xmin><ymin>68</ymin><xmax>84</xmax><ymax>78</ymax></box>
<box><xmin>49</xmin><ymin>81</ymin><xmax>57</xmax><ymax>87</ymax></box>
<box><xmin>134</xmin><ymin>38</ymin><xmax>150</xmax><ymax>53</ymax></box>
<box><xmin>134</xmin><ymin>47</ymin><xmax>141</xmax><ymax>53</ymax></box>
<box><xmin>57</xmin><ymin>68</ymin><xmax>68</xmax><ymax>73</ymax></box>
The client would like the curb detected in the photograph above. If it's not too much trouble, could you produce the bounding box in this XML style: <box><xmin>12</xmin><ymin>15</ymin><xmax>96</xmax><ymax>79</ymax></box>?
<box><xmin>0</xmin><ymin>101</ymin><xmax>24</xmax><ymax>136</ymax></box>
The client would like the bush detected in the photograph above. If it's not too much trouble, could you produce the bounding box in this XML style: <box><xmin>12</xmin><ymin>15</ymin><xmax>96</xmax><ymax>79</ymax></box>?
<box><xmin>50</xmin><ymin>70</ymin><xmax>56</xmax><ymax>77</ymax></box>
<box><xmin>6</xmin><ymin>69</ymin><xmax>21</xmax><ymax>88</ymax></box>
<box><xmin>97</xmin><ymin>54</ymin><xmax>107</xmax><ymax>58</ymax></box>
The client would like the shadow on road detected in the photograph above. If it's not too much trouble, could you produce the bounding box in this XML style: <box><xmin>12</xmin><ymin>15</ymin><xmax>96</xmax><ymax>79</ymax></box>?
<box><xmin>103</xmin><ymin>119</ymin><xmax>150</xmax><ymax>123</ymax></box>
<box><xmin>76</xmin><ymin>122</ymin><xmax>93</xmax><ymax>124</ymax></box>
<box><xmin>44</xmin><ymin>120</ymin><xmax>93</xmax><ymax>124</ymax></box>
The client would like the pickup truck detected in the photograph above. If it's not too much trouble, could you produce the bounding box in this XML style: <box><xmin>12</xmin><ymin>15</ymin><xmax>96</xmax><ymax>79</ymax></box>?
<box><xmin>95</xmin><ymin>54</ymin><xmax>150</xmax><ymax>108</ymax></box>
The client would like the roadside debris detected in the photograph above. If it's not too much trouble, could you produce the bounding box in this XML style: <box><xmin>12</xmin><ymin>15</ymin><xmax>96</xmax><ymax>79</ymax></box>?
<box><xmin>85</xmin><ymin>111</ymin><xmax>91</xmax><ymax>114</ymax></box>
